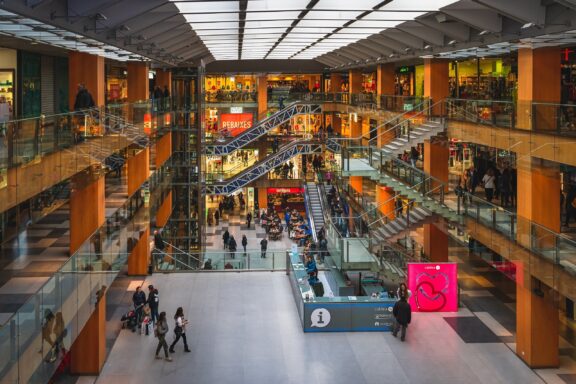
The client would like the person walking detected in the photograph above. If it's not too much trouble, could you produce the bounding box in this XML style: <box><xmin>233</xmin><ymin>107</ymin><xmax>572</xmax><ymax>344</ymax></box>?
<box><xmin>395</xmin><ymin>196</ymin><xmax>403</xmax><ymax>218</ymax></box>
<box><xmin>260</xmin><ymin>237</ymin><xmax>268</xmax><ymax>258</ymax></box>
<box><xmin>169</xmin><ymin>307</ymin><xmax>190</xmax><ymax>353</ymax></box>
<box><xmin>73</xmin><ymin>83</ymin><xmax>95</xmax><ymax>111</ymax></box>
<box><xmin>242</xmin><ymin>234</ymin><xmax>248</xmax><ymax>254</ymax></box>
<box><xmin>214</xmin><ymin>209</ymin><xmax>220</xmax><ymax>225</ymax></box>
<box><xmin>410</xmin><ymin>146</ymin><xmax>419</xmax><ymax>167</ymax></box>
<box><xmin>222</xmin><ymin>229</ymin><xmax>230</xmax><ymax>250</ymax></box>
<box><xmin>396</xmin><ymin>282</ymin><xmax>411</xmax><ymax>300</ymax></box>
<box><xmin>228</xmin><ymin>235</ymin><xmax>237</xmax><ymax>259</ymax></box>
<box><xmin>482</xmin><ymin>169</ymin><xmax>496</xmax><ymax>202</ymax></box>
<box><xmin>392</xmin><ymin>296</ymin><xmax>412</xmax><ymax>342</ymax></box>
<box><xmin>132</xmin><ymin>286</ymin><xmax>146</xmax><ymax>331</ymax></box>
<box><xmin>147</xmin><ymin>285</ymin><xmax>159</xmax><ymax>324</ymax></box>
<box><xmin>246</xmin><ymin>212</ymin><xmax>252</xmax><ymax>229</ymax></box>
<box><xmin>154</xmin><ymin>312</ymin><xmax>172</xmax><ymax>361</ymax></box>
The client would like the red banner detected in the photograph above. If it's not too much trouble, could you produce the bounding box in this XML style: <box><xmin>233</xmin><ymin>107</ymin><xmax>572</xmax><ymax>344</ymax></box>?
<box><xmin>267</xmin><ymin>188</ymin><xmax>304</xmax><ymax>194</ymax></box>
<box><xmin>220</xmin><ymin>113</ymin><xmax>253</xmax><ymax>136</ymax></box>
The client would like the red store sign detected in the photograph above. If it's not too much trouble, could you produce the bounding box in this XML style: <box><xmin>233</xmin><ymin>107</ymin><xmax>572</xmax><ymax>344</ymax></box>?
<box><xmin>220</xmin><ymin>113</ymin><xmax>254</xmax><ymax>136</ymax></box>
<box><xmin>267</xmin><ymin>188</ymin><xmax>304</xmax><ymax>194</ymax></box>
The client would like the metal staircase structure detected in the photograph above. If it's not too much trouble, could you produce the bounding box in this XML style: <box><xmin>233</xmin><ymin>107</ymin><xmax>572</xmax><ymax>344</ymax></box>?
<box><xmin>205</xmin><ymin>102</ymin><xmax>321</xmax><ymax>155</ymax></box>
<box><xmin>205</xmin><ymin>139</ymin><xmax>320</xmax><ymax>195</ymax></box>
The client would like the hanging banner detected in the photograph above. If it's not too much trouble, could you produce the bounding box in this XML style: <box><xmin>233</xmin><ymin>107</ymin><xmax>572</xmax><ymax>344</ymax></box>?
<box><xmin>220</xmin><ymin>113</ymin><xmax>253</xmax><ymax>136</ymax></box>
<box><xmin>407</xmin><ymin>263</ymin><xmax>458</xmax><ymax>312</ymax></box>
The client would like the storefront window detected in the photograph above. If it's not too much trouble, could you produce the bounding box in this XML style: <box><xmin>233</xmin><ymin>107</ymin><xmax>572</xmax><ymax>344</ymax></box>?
<box><xmin>395</xmin><ymin>66</ymin><xmax>415</xmax><ymax>96</ymax></box>
<box><xmin>449</xmin><ymin>56</ymin><xmax>517</xmax><ymax>100</ymax></box>
<box><xmin>361</xmin><ymin>73</ymin><xmax>376</xmax><ymax>93</ymax></box>
<box><xmin>106</xmin><ymin>64</ymin><xmax>128</xmax><ymax>104</ymax></box>
<box><xmin>20</xmin><ymin>51</ymin><xmax>41</xmax><ymax>118</ymax></box>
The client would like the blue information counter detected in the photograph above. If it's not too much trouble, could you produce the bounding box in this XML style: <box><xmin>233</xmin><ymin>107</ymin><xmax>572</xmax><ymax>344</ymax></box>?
<box><xmin>287</xmin><ymin>251</ymin><xmax>396</xmax><ymax>332</ymax></box>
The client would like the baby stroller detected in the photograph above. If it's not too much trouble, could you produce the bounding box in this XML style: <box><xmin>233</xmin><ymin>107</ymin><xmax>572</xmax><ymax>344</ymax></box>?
<box><xmin>121</xmin><ymin>309</ymin><xmax>138</xmax><ymax>331</ymax></box>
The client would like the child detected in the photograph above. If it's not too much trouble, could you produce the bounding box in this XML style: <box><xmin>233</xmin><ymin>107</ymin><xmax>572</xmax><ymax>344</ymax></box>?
<box><xmin>141</xmin><ymin>304</ymin><xmax>152</xmax><ymax>336</ymax></box>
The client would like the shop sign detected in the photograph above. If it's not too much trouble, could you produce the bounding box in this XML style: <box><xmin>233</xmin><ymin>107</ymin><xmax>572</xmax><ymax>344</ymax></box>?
<box><xmin>398</xmin><ymin>66</ymin><xmax>413</xmax><ymax>73</ymax></box>
<box><xmin>110</xmin><ymin>84</ymin><xmax>120</xmax><ymax>100</ymax></box>
<box><xmin>220</xmin><ymin>112</ymin><xmax>253</xmax><ymax>136</ymax></box>
<box><xmin>403</xmin><ymin>103</ymin><xmax>414</xmax><ymax>111</ymax></box>
<box><xmin>407</xmin><ymin>263</ymin><xmax>458</xmax><ymax>312</ymax></box>
<box><xmin>267</xmin><ymin>187</ymin><xmax>304</xmax><ymax>194</ymax></box>
<box><xmin>230</xmin><ymin>106</ymin><xmax>243</xmax><ymax>113</ymax></box>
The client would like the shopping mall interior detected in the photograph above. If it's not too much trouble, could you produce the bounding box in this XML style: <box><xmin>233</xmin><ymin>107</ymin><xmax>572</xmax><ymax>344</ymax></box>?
<box><xmin>0</xmin><ymin>0</ymin><xmax>576</xmax><ymax>383</ymax></box>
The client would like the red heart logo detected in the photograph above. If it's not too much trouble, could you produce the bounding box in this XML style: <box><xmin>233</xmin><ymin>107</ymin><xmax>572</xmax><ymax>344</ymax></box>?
<box><xmin>415</xmin><ymin>280</ymin><xmax>447</xmax><ymax>312</ymax></box>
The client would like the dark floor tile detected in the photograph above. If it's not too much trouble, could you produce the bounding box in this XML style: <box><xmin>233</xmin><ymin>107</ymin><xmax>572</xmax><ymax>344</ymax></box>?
<box><xmin>458</xmin><ymin>278</ymin><xmax>484</xmax><ymax>290</ymax></box>
<box><xmin>559</xmin><ymin>374</ymin><xmax>576</xmax><ymax>384</ymax></box>
<box><xmin>48</xmin><ymin>228</ymin><xmax>70</xmax><ymax>237</ymax></box>
<box><xmin>18</xmin><ymin>248</ymin><xmax>46</xmax><ymax>256</ymax></box>
<box><xmin>486</xmin><ymin>287</ymin><xmax>515</xmax><ymax>303</ymax></box>
<box><xmin>0</xmin><ymin>303</ymin><xmax>27</xmax><ymax>312</ymax></box>
<box><xmin>36</xmin><ymin>214</ymin><xmax>69</xmax><ymax>225</ymax></box>
<box><xmin>444</xmin><ymin>316</ymin><xmax>501</xmax><ymax>343</ymax></box>
<box><xmin>256</xmin><ymin>233</ymin><xmax>267</xmax><ymax>238</ymax></box>
<box><xmin>0</xmin><ymin>293</ymin><xmax>32</xmax><ymax>304</ymax></box>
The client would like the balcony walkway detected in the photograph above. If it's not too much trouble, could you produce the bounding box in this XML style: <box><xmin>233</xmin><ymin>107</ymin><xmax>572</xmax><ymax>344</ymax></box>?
<box><xmin>0</xmin><ymin>174</ymin><xmax>128</xmax><ymax>325</ymax></box>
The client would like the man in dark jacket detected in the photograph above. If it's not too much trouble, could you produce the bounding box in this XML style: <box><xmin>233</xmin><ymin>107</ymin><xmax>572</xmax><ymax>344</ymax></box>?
<box><xmin>260</xmin><ymin>237</ymin><xmax>268</xmax><ymax>258</ymax></box>
<box><xmin>132</xmin><ymin>286</ymin><xmax>147</xmax><ymax>329</ymax></box>
<box><xmin>73</xmin><ymin>84</ymin><xmax>95</xmax><ymax>111</ymax></box>
<box><xmin>228</xmin><ymin>235</ymin><xmax>237</xmax><ymax>259</ymax></box>
<box><xmin>147</xmin><ymin>285</ymin><xmax>159</xmax><ymax>324</ymax></box>
<box><xmin>223</xmin><ymin>229</ymin><xmax>230</xmax><ymax>249</ymax></box>
<box><xmin>392</xmin><ymin>296</ymin><xmax>412</xmax><ymax>341</ymax></box>
<box><xmin>246</xmin><ymin>212</ymin><xmax>252</xmax><ymax>229</ymax></box>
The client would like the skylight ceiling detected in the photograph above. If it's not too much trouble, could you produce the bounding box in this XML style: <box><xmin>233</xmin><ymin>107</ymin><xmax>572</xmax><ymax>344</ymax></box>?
<box><xmin>171</xmin><ymin>0</ymin><xmax>458</xmax><ymax>61</ymax></box>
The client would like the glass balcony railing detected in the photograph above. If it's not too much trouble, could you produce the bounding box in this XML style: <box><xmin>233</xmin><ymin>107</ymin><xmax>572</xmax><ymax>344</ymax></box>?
<box><xmin>0</xmin><ymin>179</ymin><xmax>148</xmax><ymax>383</ymax></box>
<box><xmin>204</xmin><ymin>91</ymin><xmax>257</xmax><ymax>104</ymax></box>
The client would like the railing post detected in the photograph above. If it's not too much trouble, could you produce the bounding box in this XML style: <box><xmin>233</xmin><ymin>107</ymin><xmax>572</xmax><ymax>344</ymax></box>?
<box><xmin>10</xmin><ymin>319</ymin><xmax>16</xmax><ymax>361</ymax></box>
<box><xmin>510</xmin><ymin>216</ymin><xmax>515</xmax><ymax>239</ymax></box>
<box><xmin>286</xmin><ymin>251</ymin><xmax>289</xmax><ymax>275</ymax></box>
<box><xmin>492</xmin><ymin>209</ymin><xmax>496</xmax><ymax>229</ymax></box>
<box><xmin>457</xmin><ymin>194</ymin><xmax>461</xmax><ymax>215</ymax></box>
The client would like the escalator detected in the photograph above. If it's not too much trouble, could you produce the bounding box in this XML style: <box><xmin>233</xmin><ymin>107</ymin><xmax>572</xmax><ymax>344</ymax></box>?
<box><xmin>205</xmin><ymin>138</ymin><xmax>321</xmax><ymax>195</ymax></box>
<box><xmin>303</xmin><ymin>182</ymin><xmax>326</xmax><ymax>242</ymax></box>
<box><xmin>205</xmin><ymin>101</ymin><xmax>321</xmax><ymax>155</ymax></box>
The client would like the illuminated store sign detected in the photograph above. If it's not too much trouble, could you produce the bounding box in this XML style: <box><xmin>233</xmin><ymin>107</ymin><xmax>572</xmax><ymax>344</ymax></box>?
<box><xmin>407</xmin><ymin>263</ymin><xmax>458</xmax><ymax>312</ymax></box>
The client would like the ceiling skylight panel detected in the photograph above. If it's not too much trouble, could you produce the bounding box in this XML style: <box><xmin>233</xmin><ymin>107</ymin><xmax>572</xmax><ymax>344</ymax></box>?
<box><xmin>184</xmin><ymin>13</ymin><xmax>238</xmax><ymax>23</ymax></box>
<box><xmin>190</xmin><ymin>21</ymin><xmax>238</xmax><ymax>30</ymax></box>
<box><xmin>305</xmin><ymin>10</ymin><xmax>363</xmax><ymax>20</ymax></box>
<box><xmin>247</xmin><ymin>0</ymin><xmax>309</xmax><ymax>11</ymax></box>
<box><xmin>313</xmin><ymin>0</ymin><xmax>383</xmax><ymax>10</ymax></box>
<box><xmin>380</xmin><ymin>0</ymin><xmax>456</xmax><ymax>11</ymax></box>
<box><xmin>348</xmin><ymin>20</ymin><xmax>401</xmax><ymax>29</ymax></box>
<box><xmin>362</xmin><ymin>11</ymin><xmax>426</xmax><ymax>21</ymax></box>
<box><xmin>245</xmin><ymin>20</ymin><xmax>294</xmax><ymax>29</ymax></box>
<box><xmin>297</xmin><ymin>19</ymin><xmax>346</xmax><ymax>28</ymax></box>
<box><xmin>246</xmin><ymin>11</ymin><xmax>301</xmax><ymax>21</ymax></box>
<box><xmin>171</xmin><ymin>1</ymin><xmax>238</xmax><ymax>13</ymax></box>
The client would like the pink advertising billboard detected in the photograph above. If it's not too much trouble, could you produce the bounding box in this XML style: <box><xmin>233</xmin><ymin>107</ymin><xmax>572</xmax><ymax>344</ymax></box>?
<box><xmin>407</xmin><ymin>263</ymin><xmax>458</xmax><ymax>312</ymax></box>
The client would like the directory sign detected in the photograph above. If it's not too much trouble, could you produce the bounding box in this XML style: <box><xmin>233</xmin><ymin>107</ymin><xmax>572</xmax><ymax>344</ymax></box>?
<box><xmin>407</xmin><ymin>262</ymin><xmax>458</xmax><ymax>312</ymax></box>
<box><xmin>303</xmin><ymin>301</ymin><xmax>395</xmax><ymax>332</ymax></box>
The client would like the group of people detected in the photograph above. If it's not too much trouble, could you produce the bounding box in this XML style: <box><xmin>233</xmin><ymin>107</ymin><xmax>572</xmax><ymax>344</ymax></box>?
<box><xmin>260</xmin><ymin>208</ymin><xmax>284</xmax><ymax>241</ymax></box>
<box><xmin>398</xmin><ymin>146</ymin><xmax>421</xmax><ymax>168</ymax></box>
<box><xmin>460</xmin><ymin>162</ymin><xmax>517</xmax><ymax>206</ymax></box>
<box><xmin>327</xmin><ymin>186</ymin><xmax>348</xmax><ymax>237</ymax></box>
<box><xmin>131</xmin><ymin>284</ymin><xmax>190</xmax><ymax>361</ymax></box>
<box><xmin>285</xmin><ymin>209</ymin><xmax>313</xmax><ymax>246</ymax></box>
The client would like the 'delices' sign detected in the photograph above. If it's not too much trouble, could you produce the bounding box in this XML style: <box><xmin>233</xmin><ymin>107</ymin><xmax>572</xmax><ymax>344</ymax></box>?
<box><xmin>220</xmin><ymin>113</ymin><xmax>254</xmax><ymax>136</ymax></box>
<box><xmin>407</xmin><ymin>263</ymin><xmax>458</xmax><ymax>312</ymax></box>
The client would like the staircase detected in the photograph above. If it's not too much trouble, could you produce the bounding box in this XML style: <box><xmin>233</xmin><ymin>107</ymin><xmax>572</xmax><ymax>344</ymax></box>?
<box><xmin>380</xmin><ymin>120</ymin><xmax>444</xmax><ymax>156</ymax></box>
<box><xmin>370</xmin><ymin>206</ymin><xmax>433</xmax><ymax>243</ymax></box>
<box><xmin>205</xmin><ymin>139</ymin><xmax>320</xmax><ymax>195</ymax></box>
<box><xmin>205</xmin><ymin>102</ymin><xmax>321</xmax><ymax>155</ymax></box>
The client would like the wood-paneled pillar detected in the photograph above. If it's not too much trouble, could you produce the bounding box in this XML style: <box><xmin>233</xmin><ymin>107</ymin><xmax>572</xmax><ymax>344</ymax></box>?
<box><xmin>376</xmin><ymin>186</ymin><xmax>395</xmax><ymax>218</ymax></box>
<box><xmin>330</xmin><ymin>73</ymin><xmax>343</xmax><ymax>93</ymax></box>
<box><xmin>155</xmin><ymin>69</ymin><xmax>172</xmax><ymax>95</ymax></box>
<box><xmin>424</xmin><ymin>58</ymin><xmax>449</xmax><ymax>115</ymax></box>
<box><xmin>156</xmin><ymin>191</ymin><xmax>173</xmax><ymax>228</ymax></box>
<box><xmin>377</xmin><ymin>63</ymin><xmax>395</xmax><ymax>96</ymax></box>
<box><xmin>70</xmin><ymin>174</ymin><xmax>105</xmax><ymax>254</ymax></box>
<box><xmin>127</xmin><ymin>147</ymin><xmax>150</xmax><ymax>197</ymax></box>
<box><xmin>257</xmin><ymin>75</ymin><xmax>268</xmax><ymax>119</ymax></box>
<box><xmin>127</xmin><ymin>61</ymin><xmax>149</xmax><ymax>102</ymax></box>
<box><xmin>423</xmin><ymin>223</ymin><xmax>448</xmax><ymax>262</ymax></box>
<box><xmin>128</xmin><ymin>226</ymin><xmax>150</xmax><ymax>275</ymax></box>
<box><xmin>515</xmin><ymin>158</ymin><xmax>561</xmax><ymax>367</ymax></box>
<box><xmin>70</xmin><ymin>292</ymin><xmax>106</xmax><ymax>374</ymax></box>
<box><xmin>517</xmin><ymin>47</ymin><xmax>561</xmax><ymax>130</ymax></box>
<box><xmin>68</xmin><ymin>52</ymin><xmax>105</xmax><ymax>109</ymax></box>
<box><xmin>349</xmin><ymin>176</ymin><xmax>363</xmax><ymax>194</ymax></box>
<box><xmin>350</xmin><ymin>115</ymin><xmax>362</xmax><ymax>138</ymax></box>
<box><xmin>349</xmin><ymin>69</ymin><xmax>362</xmax><ymax>95</ymax></box>
<box><xmin>423</xmin><ymin>138</ymin><xmax>449</xmax><ymax>193</ymax></box>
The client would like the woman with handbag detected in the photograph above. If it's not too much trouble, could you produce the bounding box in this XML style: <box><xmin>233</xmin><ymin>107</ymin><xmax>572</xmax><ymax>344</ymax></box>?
<box><xmin>154</xmin><ymin>312</ymin><xmax>172</xmax><ymax>361</ymax></box>
<box><xmin>169</xmin><ymin>307</ymin><xmax>190</xmax><ymax>353</ymax></box>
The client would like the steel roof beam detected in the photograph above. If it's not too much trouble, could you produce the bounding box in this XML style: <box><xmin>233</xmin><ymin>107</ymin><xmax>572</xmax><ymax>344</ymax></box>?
<box><xmin>383</xmin><ymin>29</ymin><xmax>425</xmax><ymax>50</ymax></box>
<box><xmin>440</xmin><ymin>1</ymin><xmax>502</xmax><ymax>33</ymax></box>
<box><xmin>417</xmin><ymin>15</ymin><xmax>471</xmax><ymax>41</ymax></box>
<box><xmin>473</xmin><ymin>0</ymin><xmax>546</xmax><ymax>25</ymax></box>
<box><xmin>396</xmin><ymin>21</ymin><xmax>445</xmax><ymax>46</ymax></box>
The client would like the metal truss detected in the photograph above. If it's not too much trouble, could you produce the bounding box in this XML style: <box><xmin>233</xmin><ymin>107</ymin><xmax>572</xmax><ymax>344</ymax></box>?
<box><xmin>205</xmin><ymin>102</ymin><xmax>321</xmax><ymax>156</ymax></box>
<box><xmin>326</xmin><ymin>139</ymin><xmax>341</xmax><ymax>154</ymax></box>
<box><xmin>205</xmin><ymin>140</ymin><xmax>321</xmax><ymax>195</ymax></box>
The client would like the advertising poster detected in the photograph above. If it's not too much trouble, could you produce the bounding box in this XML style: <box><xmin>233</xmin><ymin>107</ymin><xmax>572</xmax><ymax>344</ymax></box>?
<box><xmin>109</xmin><ymin>83</ymin><xmax>120</xmax><ymax>100</ymax></box>
<box><xmin>407</xmin><ymin>263</ymin><xmax>458</xmax><ymax>312</ymax></box>
<box><xmin>220</xmin><ymin>112</ymin><xmax>253</xmax><ymax>136</ymax></box>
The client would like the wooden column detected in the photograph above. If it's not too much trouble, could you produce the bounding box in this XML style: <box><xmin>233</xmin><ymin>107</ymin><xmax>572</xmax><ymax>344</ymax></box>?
<box><xmin>128</xmin><ymin>226</ymin><xmax>150</xmax><ymax>275</ymax></box>
<box><xmin>70</xmin><ymin>174</ymin><xmax>105</xmax><ymax>254</ymax></box>
<box><xmin>156</xmin><ymin>191</ymin><xmax>173</xmax><ymax>228</ymax></box>
<box><xmin>349</xmin><ymin>69</ymin><xmax>362</xmax><ymax>95</ymax></box>
<box><xmin>517</xmin><ymin>47</ymin><xmax>561</xmax><ymax>130</ymax></box>
<box><xmin>257</xmin><ymin>75</ymin><xmax>268</xmax><ymax>119</ymax></box>
<box><xmin>423</xmin><ymin>223</ymin><xmax>448</xmax><ymax>262</ymax></box>
<box><xmin>127</xmin><ymin>61</ymin><xmax>149</xmax><ymax>102</ymax></box>
<box><xmin>127</xmin><ymin>147</ymin><xmax>150</xmax><ymax>197</ymax></box>
<box><xmin>423</xmin><ymin>138</ymin><xmax>449</xmax><ymax>192</ymax></box>
<box><xmin>70</xmin><ymin>293</ymin><xmax>106</xmax><ymax>374</ymax></box>
<box><xmin>377</xmin><ymin>63</ymin><xmax>395</xmax><ymax>96</ymax></box>
<box><xmin>329</xmin><ymin>73</ymin><xmax>343</xmax><ymax>93</ymax></box>
<box><xmin>258</xmin><ymin>187</ymin><xmax>268</xmax><ymax>210</ymax></box>
<box><xmin>376</xmin><ymin>186</ymin><xmax>395</xmax><ymax>218</ymax></box>
<box><xmin>155</xmin><ymin>132</ymin><xmax>172</xmax><ymax>169</ymax></box>
<box><xmin>515</xmin><ymin>158</ymin><xmax>561</xmax><ymax>367</ymax></box>
<box><xmin>68</xmin><ymin>52</ymin><xmax>105</xmax><ymax>109</ymax></box>
<box><xmin>349</xmin><ymin>176</ymin><xmax>363</xmax><ymax>194</ymax></box>
<box><xmin>424</xmin><ymin>58</ymin><xmax>449</xmax><ymax>115</ymax></box>
<box><xmin>350</xmin><ymin>115</ymin><xmax>362</xmax><ymax>138</ymax></box>
<box><xmin>155</xmin><ymin>69</ymin><xmax>172</xmax><ymax>95</ymax></box>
